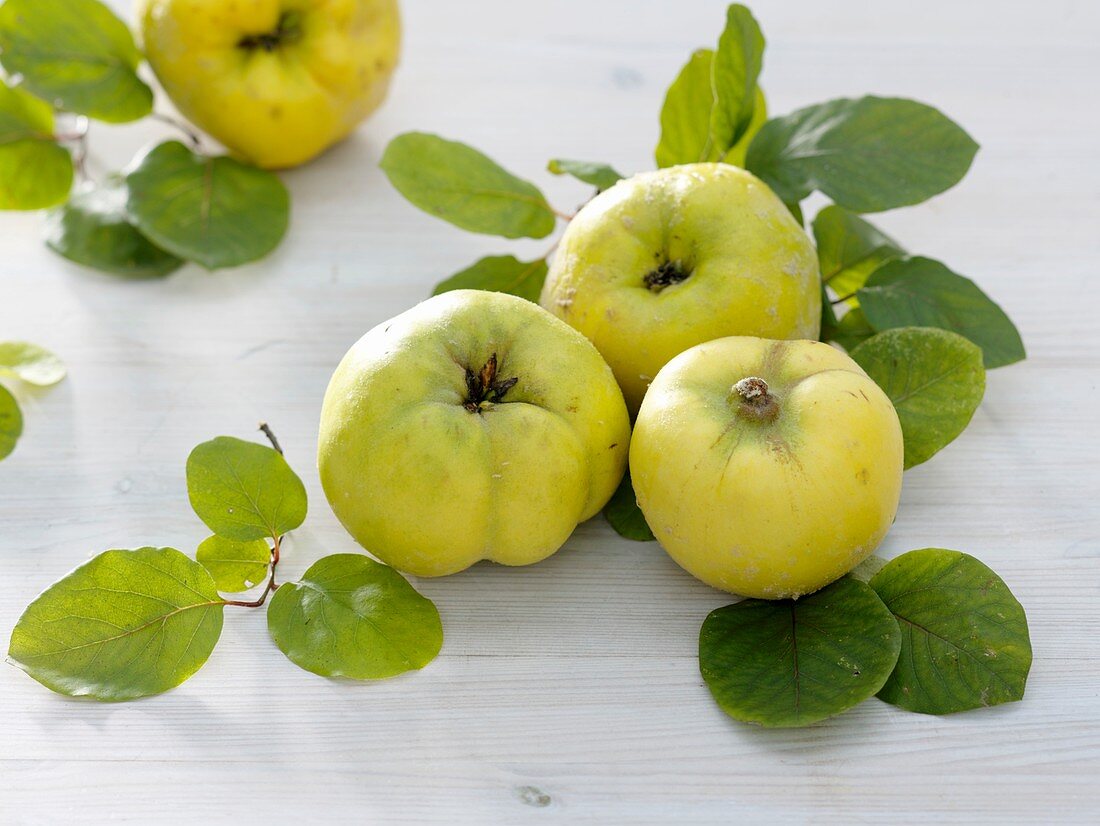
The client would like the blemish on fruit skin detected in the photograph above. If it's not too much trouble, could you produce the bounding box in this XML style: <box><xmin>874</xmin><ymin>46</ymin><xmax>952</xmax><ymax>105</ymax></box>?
<box><xmin>856</xmin><ymin>468</ymin><xmax>869</xmax><ymax>485</ymax></box>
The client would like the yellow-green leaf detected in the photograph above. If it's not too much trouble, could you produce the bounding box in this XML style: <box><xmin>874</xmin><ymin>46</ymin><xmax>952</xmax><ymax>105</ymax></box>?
<box><xmin>186</xmin><ymin>436</ymin><xmax>307</xmax><ymax>542</ymax></box>
<box><xmin>268</xmin><ymin>554</ymin><xmax>443</xmax><ymax>680</ymax></box>
<box><xmin>8</xmin><ymin>547</ymin><xmax>224</xmax><ymax>701</ymax></box>
<box><xmin>0</xmin><ymin>383</ymin><xmax>22</xmax><ymax>461</ymax></box>
<box><xmin>0</xmin><ymin>341</ymin><xmax>66</xmax><ymax>386</ymax></box>
<box><xmin>196</xmin><ymin>535</ymin><xmax>271</xmax><ymax>593</ymax></box>
<box><xmin>0</xmin><ymin>82</ymin><xmax>71</xmax><ymax>210</ymax></box>
<box><xmin>0</xmin><ymin>0</ymin><xmax>153</xmax><ymax>123</ymax></box>
<box><xmin>381</xmin><ymin>132</ymin><xmax>555</xmax><ymax>239</ymax></box>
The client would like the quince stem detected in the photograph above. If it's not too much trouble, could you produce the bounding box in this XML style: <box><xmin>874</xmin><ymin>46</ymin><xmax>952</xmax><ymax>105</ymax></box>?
<box><xmin>732</xmin><ymin>376</ymin><xmax>780</xmax><ymax>423</ymax></box>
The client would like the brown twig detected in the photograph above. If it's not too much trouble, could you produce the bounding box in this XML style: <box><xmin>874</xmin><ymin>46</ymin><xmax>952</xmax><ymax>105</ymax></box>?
<box><xmin>258</xmin><ymin>421</ymin><xmax>283</xmax><ymax>454</ymax></box>
<box><xmin>223</xmin><ymin>534</ymin><xmax>281</xmax><ymax>608</ymax></box>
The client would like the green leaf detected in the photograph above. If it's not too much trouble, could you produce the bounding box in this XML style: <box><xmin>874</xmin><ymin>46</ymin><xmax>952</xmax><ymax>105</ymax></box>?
<box><xmin>870</xmin><ymin>549</ymin><xmax>1032</xmax><ymax>715</ymax></box>
<box><xmin>44</xmin><ymin>179</ymin><xmax>184</xmax><ymax>278</ymax></box>
<box><xmin>709</xmin><ymin>4</ymin><xmax>765</xmax><ymax>153</ymax></box>
<box><xmin>547</xmin><ymin>158</ymin><xmax>623</xmax><ymax>192</ymax></box>
<box><xmin>380</xmin><ymin>132</ymin><xmax>556</xmax><ymax>239</ymax></box>
<box><xmin>432</xmin><ymin>255</ymin><xmax>548</xmax><ymax>303</ymax></box>
<box><xmin>0</xmin><ymin>82</ymin><xmax>72</xmax><ymax>210</ymax></box>
<box><xmin>0</xmin><ymin>383</ymin><xmax>22</xmax><ymax>461</ymax></box>
<box><xmin>830</xmin><ymin>307</ymin><xmax>876</xmax><ymax>351</ymax></box>
<box><xmin>8</xmin><ymin>547</ymin><xmax>224</xmax><ymax>701</ymax></box>
<box><xmin>851</xmin><ymin>327</ymin><xmax>985</xmax><ymax>469</ymax></box>
<box><xmin>0</xmin><ymin>341</ymin><xmax>66</xmax><ymax>386</ymax></box>
<box><xmin>656</xmin><ymin>49</ymin><xmax>718</xmax><ymax>167</ymax></box>
<box><xmin>603</xmin><ymin>470</ymin><xmax>654</xmax><ymax>541</ymax></box>
<box><xmin>813</xmin><ymin>205</ymin><xmax>905</xmax><ymax>299</ymax></box>
<box><xmin>0</xmin><ymin>0</ymin><xmax>153</xmax><ymax>123</ymax></box>
<box><xmin>186</xmin><ymin>436</ymin><xmax>307</xmax><ymax>542</ymax></box>
<box><xmin>746</xmin><ymin>96</ymin><xmax>979</xmax><ymax>212</ymax></box>
<box><xmin>857</xmin><ymin>257</ymin><xmax>1026</xmax><ymax>368</ymax></box>
<box><xmin>699</xmin><ymin>577</ymin><xmax>901</xmax><ymax>728</ymax></box>
<box><xmin>268</xmin><ymin>553</ymin><xmax>443</xmax><ymax>680</ymax></box>
<box><xmin>125</xmin><ymin>141</ymin><xmax>289</xmax><ymax>270</ymax></box>
<box><xmin>196</xmin><ymin>535</ymin><xmax>271</xmax><ymax>593</ymax></box>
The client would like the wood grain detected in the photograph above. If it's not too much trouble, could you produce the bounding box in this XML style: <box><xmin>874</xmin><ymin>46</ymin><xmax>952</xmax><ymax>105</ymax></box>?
<box><xmin>1</xmin><ymin>0</ymin><xmax>1098</xmax><ymax>821</ymax></box>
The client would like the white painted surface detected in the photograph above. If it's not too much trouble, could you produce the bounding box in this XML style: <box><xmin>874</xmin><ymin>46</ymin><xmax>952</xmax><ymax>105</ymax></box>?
<box><xmin>2</xmin><ymin>0</ymin><xmax>1098</xmax><ymax>821</ymax></box>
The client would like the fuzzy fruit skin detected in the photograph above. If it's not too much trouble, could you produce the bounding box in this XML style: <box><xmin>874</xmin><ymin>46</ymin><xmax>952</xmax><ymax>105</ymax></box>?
<box><xmin>630</xmin><ymin>336</ymin><xmax>903</xmax><ymax>599</ymax></box>
<box><xmin>137</xmin><ymin>0</ymin><xmax>400</xmax><ymax>169</ymax></box>
<box><xmin>319</xmin><ymin>290</ymin><xmax>631</xmax><ymax>577</ymax></box>
<box><xmin>540</xmin><ymin>163</ymin><xmax>820</xmax><ymax>414</ymax></box>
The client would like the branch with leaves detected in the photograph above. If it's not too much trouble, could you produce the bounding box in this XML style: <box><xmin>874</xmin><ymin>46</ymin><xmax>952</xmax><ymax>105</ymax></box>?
<box><xmin>8</xmin><ymin>427</ymin><xmax>442</xmax><ymax>700</ymax></box>
<box><xmin>0</xmin><ymin>0</ymin><xmax>289</xmax><ymax>275</ymax></box>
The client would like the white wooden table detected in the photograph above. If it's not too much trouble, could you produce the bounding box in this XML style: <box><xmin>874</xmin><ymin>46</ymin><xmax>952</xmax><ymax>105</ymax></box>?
<box><xmin>2</xmin><ymin>1</ymin><xmax>1098</xmax><ymax>821</ymax></box>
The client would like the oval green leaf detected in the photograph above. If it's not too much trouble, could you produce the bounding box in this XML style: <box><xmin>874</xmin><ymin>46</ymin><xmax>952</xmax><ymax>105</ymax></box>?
<box><xmin>0</xmin><ymin>341</ymin><xmax>66</xmax><ymax>386</ymax></box>
<box><xmin>196</xmin><ymin>535</ymin><xmax>271</xmax><ymax>593</ymax></box>
<box><xmin>268</xmin><ymin>553</ymin><xmax>443</xmax><ymax>680</ymax></box>
<box><xmin>813</xmin><ymin>205</ymin><xmax>905</xmax><ymax>300</ymax></box>
<box><xmin>709</xmin><ymin>4</ymin><xmax>765</xmax><ymax>153</ymax></box>
<box><xmin>850</xmin><ymin>327</ymin><xmax>985</xmax><ymax>469</ymax></box>
<box><xmin>125</xmin><ymin>141</ymin><xmax>290</xmax><ymax>270</ymax></box>
<box><xmin>656</xmin><ymin>49</ymin><xmax>717</xmax><ymax>167</ymax></box>
<box><xmin>857</xmin><ymin>256</ymin><xmax>1026</xmax><ymax>368</ymax></box>
<box><xmin>0</xmin><ymin>0</ymin><xmax>153</xmax><ymax>123</ymax></box>
<box><xmin>603</xmin><ymin>469</ymin><xmax>654</xmax><ymax>542</ymax></box>
<box><xmin>699</xmin><ymin>577</ymin><xmax>901</xmax><ymax>728</ymax></box>
<box><xmin>186</xmin><ymin>436</ymin><xmax>307</xmax><ymax>542</ymax></box>
<box><xmin>547</xmin><ymin>158</ymin><xmax>623</xmax><ymax>192</ymax></box>
<box><xmin>870</xmin><ymin>549</ymin><xmax>1032</xmax><ymax>715</ymax></box>
<box><xmin>746</xmin><ymin>96</ymin><xmax>979</xmax><ymax>213</ymax></box>
<box><xmin>44</xmin><ymin>179</ymin><xmax>183</xmax><ymax>278</ymax></box>
<box><xmin>0</xmin><ymin>383</ymin><xmax>23</xmax><ymax>461</ymax></box>
<box><xmin>381</xmin><ymin>132</ymin><xmax>556</xmax><ymax>239</ymax></box>
<box><xmin>8</xmin><ymin>547</ymin><xmax>224</xmax><ymax>701</ymax></box>
<box><xmin>0</xmin><ymin>82</ymin><xmax>72</xmax><ymax>210</ymax></box>
<box><xmin>432</xmin><ymin>255</ymin><xmax>548</xmax><ymax>303</ymax></box>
